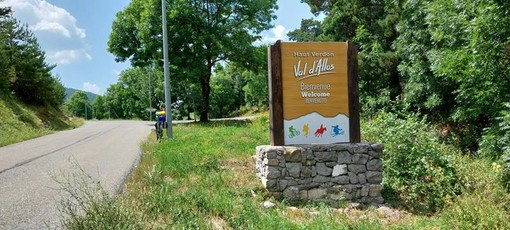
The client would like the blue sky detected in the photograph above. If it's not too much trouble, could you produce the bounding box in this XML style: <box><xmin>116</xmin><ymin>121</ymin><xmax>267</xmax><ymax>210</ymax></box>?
<box><xmin>1</xmin><ymin>0</ymin><xmax>320</xmax><ymax>95</ymax></box>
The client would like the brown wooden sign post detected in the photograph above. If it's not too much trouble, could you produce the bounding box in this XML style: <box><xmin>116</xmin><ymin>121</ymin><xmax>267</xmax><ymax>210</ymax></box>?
<box><xmin>268</xmin><ymin>41</ymin><xmax>360</xmax><ymax>146</ymax></box>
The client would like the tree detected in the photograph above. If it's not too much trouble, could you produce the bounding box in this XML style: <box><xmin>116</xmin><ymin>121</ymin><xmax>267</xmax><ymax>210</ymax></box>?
<box><xmin>66</xmin><ymin>91</ymin><xmax>91</xmax><ymax>119</ymax></box>
<box><xmin>294</xmin><ymin>0</ymin><xmax>401</xmax><ymax>115</ymax></box>
<box><xmin>108</xmin><ymin>0</ymin><xmax>277</xmax><ymax>121</ymax></box>
<box><xmin>102</xmin><ymin>66</ymin><xmax>164</xmax><ymax>120</ymax></box>
<box><xmin>0</xmin><ymin>15</ymin><xmax>65</xmax><ymax>106</ymax></box>
<box><xmin>287</xmin><ymin>18</ymin><xmax>324</xmax><ymax>42</ymax></box>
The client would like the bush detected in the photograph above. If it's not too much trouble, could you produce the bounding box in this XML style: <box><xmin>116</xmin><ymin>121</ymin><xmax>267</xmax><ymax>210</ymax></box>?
<box><xmin>478</xmin><ymin>103</ymin><xmax>510</xmax><ymax>159</ymax></box>
<box><xmin>362</xmin><ymin>112</ymin><xmax>460</xmax><ymax>213</ymax></box>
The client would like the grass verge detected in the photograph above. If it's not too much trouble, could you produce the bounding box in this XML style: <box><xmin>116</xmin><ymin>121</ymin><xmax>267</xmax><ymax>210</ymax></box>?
<box><xmin>60</xmin><ymin>114</ymin><xmax>510</xmax><ymax>229</ymax></box>
<box><xmin>0</xmin><ymin>97</ymin><xmax>82</xmax><ymax>147</ymax></box>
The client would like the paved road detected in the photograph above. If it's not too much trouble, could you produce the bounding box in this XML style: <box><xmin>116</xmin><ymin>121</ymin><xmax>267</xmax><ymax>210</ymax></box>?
<box><xmin>0</xmin><ymin>120</ymin><xmax>152</xmax><ymax>229</ymax></box>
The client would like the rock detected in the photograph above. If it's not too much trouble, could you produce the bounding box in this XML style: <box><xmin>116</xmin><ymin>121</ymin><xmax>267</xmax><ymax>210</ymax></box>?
<box><xmin>283</xmin><ymin>186</ymin><xmax>300</xmax><ymax>200</ymax></box>
<box><xmin>337</xmin><ymin>151</ymin><xmax>351</xmax><ymax>163</ymax></box>
<box><xmin>367</xmin><ymin>159</ymin><xmax>383</xmax><ymax>171</ymax></box>
<box><xmin>351</xmin><ymin>154</ymin><xmax>369</xmax><ymax>164</ymax></box>
<box><xmin>316</xmin><ymin>163</ymin><xmax>333</xmax><ymax>176</ymax></box>
<box><xmin>283</xmin><ymin>147</ymin><xmax>302</xmax><ymax>162</ymax></box>
<box><xmin>348</xmin><ymin>164</ymin><xmax>367</xmax><ymax>173</ymax></box>
<box><xmin>371</xmin><ymin>143</ymin><xmax>384</xmax><ymax>151</ymax></box>
<box><xmin>315</xmin><ymin>151</ymin><xmax>338</xmax><ymax>162</ymax></box>
<box><xmin>332</xmin><ymin>164</ymin><xmax>348</xmax><ymax>176</ymax></box>
<box><xmin>331</xmin><ymin>175</ymin><xmax>350</xmax><ymax>184</ymax></box>
<box><xmin>286</xmin><ymin>163</ymin><xmax>302</xmax><ymax>177</ymax></box>
<box><xmin>263</xmin><ymin>201</ymin><xmax>276</xmax><ymax>209</ymax></box>
<box><xmin>366</xmin><ymin>171</ymin><xmax>383</xmax><ymax>183</ymax></box>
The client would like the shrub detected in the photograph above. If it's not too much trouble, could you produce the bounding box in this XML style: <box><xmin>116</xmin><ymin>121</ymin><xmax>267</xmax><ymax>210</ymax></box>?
<box><xmin>362</xmin><ymin>112</ymin><xmax>460</xmax><ymax>213</ymax></box>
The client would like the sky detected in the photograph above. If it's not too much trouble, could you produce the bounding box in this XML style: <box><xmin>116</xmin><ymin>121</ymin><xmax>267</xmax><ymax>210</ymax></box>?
<box><xmin>1</xmin><ymin>0</ymin><xmax>321</xmax><ymax>95</ymax></box>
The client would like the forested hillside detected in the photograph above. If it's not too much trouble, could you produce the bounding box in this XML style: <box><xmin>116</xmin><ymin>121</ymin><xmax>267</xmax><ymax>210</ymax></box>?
<box><xmin>0</xmin><ymin>4</ymin><xmax>79</xmax><ymax>146</ymax></box>
<box><xmin>0</xmin><ymin>5</ymin><xmax>65</xmax><ymax>107</ymax></box>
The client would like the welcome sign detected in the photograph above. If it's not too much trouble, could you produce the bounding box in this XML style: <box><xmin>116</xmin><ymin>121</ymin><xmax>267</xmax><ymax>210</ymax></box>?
<box><xmin>268</xmin><ymin>41</ymin><xmax>360</xmax><ymax>145</ymax></box>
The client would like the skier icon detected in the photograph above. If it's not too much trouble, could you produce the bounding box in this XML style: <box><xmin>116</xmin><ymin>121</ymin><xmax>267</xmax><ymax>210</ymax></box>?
<box><xmin>331</xmin><ymin>125</ymin><xmax>344</xmax><ymax>137</ymax></box>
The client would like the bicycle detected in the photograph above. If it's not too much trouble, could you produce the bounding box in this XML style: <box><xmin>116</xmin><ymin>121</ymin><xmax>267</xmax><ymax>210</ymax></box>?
<box><xmin>155</xmin><ymin>121</ymin><xmax>164</xmax><ymax>142</ymax></box>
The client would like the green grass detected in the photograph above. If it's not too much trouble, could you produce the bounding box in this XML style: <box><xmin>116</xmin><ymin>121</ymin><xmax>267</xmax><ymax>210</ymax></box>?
<box><xmin>0</xmin><ymin>97</ymin><xmax>82</xmax><ymax>147</ymax></box>
<box><xmin>60</xmin><ymin>114</ymin><xmax>510</xmax><ymax>229</ymax></box>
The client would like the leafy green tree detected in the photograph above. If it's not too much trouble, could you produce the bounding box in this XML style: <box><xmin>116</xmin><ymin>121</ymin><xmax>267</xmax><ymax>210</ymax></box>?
<box><xmin>101</xmin><ymin>66</ymin><xmax>164</xmax><ymax>120</ymax></box>
<box><xmin>66</xmin><ymin>91</ymin><xmax>92</xmax><ymax>119</ymax></box>
<box><xmin>0</xmin><ymin>16</ymin><xmax>64</xmax><ymax>106</ymax></box>
<box><xmin>210</xmin><ymin>72</ymin><xmax>237</xmax><ymax>118</ymax></box>
<box><xmin>426</xmin><ymin>0</ymin><xmax>510</xmax><ymax>130</ymax></box>
<box><xmin>108</xmin><ymin>0</ymin><xmax>277</xmax><ymax>121</ymax></box>
<box><xmin>287</xmin><ymin>18</ymin><xmax>324</xmax><ymax>42</ymax></box>
<box><xmin>295</xmin><ymin>0</ymin><xmax>401</xmax><ymax>116</ymax></box>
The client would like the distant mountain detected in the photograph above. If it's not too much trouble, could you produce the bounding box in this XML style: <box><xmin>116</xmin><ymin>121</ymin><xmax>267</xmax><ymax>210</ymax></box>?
<box><xmin>65</xmin><ymin>88</ymin><xmax>98</xmax><ymax>102</ymax></box>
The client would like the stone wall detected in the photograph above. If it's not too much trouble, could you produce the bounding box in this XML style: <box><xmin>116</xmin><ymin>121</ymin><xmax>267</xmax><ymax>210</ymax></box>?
<box><xmin>255</xmin><ymin>143</ymin><xmax>384</xmax><ymax>206</ymax></box>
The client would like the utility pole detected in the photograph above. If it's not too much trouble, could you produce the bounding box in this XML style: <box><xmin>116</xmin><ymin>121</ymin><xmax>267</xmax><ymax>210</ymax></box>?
<box><xmin>162</xmin><ymin>0</ymin><xmax>173</xmax><ymax>138</ymax></box>
<box><xmin>149</xmin><ymin>66</ymin><xmax>152</xmax><ymax>121</ymax></box>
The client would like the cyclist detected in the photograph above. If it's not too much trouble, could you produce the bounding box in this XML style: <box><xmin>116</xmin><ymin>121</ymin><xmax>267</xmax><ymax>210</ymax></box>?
<box><xmin>155</xmin><ymin>105</ymin><xmax>166</xmax><ymax>141</ymax></box>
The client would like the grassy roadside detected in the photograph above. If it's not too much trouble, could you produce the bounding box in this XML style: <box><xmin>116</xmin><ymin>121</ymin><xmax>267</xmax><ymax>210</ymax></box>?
<box><xmin>0</xmin><ymin>97</ymin><xmax>82</xmax><ymax>147</ymax></box>
<box><xmin>60</xmin><ymin>114</ymin><xmax>510</xmax><ymax>229</ymax></box>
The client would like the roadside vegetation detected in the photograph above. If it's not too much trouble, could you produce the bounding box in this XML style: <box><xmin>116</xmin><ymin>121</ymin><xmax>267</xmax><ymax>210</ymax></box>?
<box><xmin>59</xmin><ymin>114</ymin><xmax>510</xmax><ymax>229</ymax></box>
<box><xmin>0</xmin><ymin>96</ymin><xmax>82</xmax><ymax>147</ymax></box>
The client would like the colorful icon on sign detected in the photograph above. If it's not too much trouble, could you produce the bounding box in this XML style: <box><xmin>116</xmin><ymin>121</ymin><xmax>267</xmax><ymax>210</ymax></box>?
<box><xmin>314</xmin><ymin>124</ymin><xmax>327</xmax><ymax>137</ymax></box>
<box><xmin>288</xmin><ymin>125</ymin><xmax>300</xmax><ymax>138</ymax></box>
<box><xmin>331</xmin><ymin>125</ymin><xmax>344</xmax><ymax>137</ymax></box>
<box><xmin>302</xmin><ymin>124</ymin><xmax>310</xmax><ymax>137</ymax></box>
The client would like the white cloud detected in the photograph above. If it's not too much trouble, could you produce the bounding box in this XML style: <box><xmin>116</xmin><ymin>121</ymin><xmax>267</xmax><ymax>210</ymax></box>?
<box><xmin>257</xmin><ymin>25</ymin><xmax>289</xmax><ymax>45</ymax></box>
<box><xmin>83</xmin><ymin>82</ymin><xmax>100</xmax><ymax>95</ymax></box>
<box><xmin>1</xmin><ymin>0</ymin><xmax>90</xmax><ymax>64</ymax></box>
<box><xmin>49</xmin><ymin>49</ymin><xmax>92</xmax><ymax>65</ymax></box>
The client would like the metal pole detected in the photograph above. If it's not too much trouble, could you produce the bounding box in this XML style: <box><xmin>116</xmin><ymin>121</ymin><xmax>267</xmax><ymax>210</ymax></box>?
<box><xmin>149</xmin><ymin>66</ymin><xmax>152</xmax><ymax>121</ymax></box>
<box><xmin>162</xmin><ymin>0</ymin><xmax>173</xmax><ymax>138</ymax></box>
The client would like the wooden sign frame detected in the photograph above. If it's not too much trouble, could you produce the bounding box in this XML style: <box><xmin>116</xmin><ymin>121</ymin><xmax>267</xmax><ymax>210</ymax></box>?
<box><xmin>268</xmin><ymin>41</ymin><xmax>360</xmax><ymax>146</ymax></box>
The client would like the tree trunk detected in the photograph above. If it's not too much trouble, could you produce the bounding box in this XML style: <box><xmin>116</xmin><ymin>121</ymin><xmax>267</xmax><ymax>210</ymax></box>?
<box><xmin>199</xmin><ymin>64</ymin><xmax>212</xmax><ymax>122</ymax></box>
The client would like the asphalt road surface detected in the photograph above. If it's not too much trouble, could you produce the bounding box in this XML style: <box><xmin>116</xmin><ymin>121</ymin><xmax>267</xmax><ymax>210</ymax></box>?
<box><xmin>0</xmin><ymin>120</ymin><xmax>152</xmax><ymax>229</ymax></box>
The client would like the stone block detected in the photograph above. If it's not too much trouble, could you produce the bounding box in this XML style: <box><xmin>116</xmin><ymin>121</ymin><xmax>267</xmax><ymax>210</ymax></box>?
<box><xmin>331</xmin><ymin>175</ymin><xmax>350</xmax><ymax>184</ymax></box>
<box><xmin>358</xmin><ymin>173</ymin><xmax>367</xmax><ymax>184</ymax></box>
<box><xmin>303</xmin><ymin>159</ymin><xmax>316</xmax><ymax>166</ymax></box>
<box><xmin>264</xmin><ymin>158</ymin><xmax>280</xmax><ymax>166</ymax></box>
<box><xmin>278</xmin><ymin>179</ymin><xmax>289</xmax><ymax>191</ymax></box>
<box><xmin>313</xmin><ymin>175</ymin><xmax>330</xmax><ymax>183</ymax></box>
<box><xmin>316</xmin><ymin>162</ymin><xmax>333</xmax><ymax>176</ymax></box>
<box><xmin>265</xmin><ymin>179</ymin><xmax>277</xmax><ymax>191</ymax></box>
<box><xmin>266</xmin><ymin>167</ymin><xmax>281</xmax><ymax>179</ymax></box>
<box><xmin>369</xmin><ymin>184</ymin><xmax>383</xmax><ymax>197</ymax></box>
<box><xmin>284</xmin><ymin>147</ymin><xmax>302</xmax><ymax>162</ymax></box>
<box><xmin>337</xmin><ymin>151</ymin><xmax>351</xmax><ymax>163</ymax></box>
<box><xmin>348</xmin><ymin>164</ymin><xmax>367</xmax><ymax>173</ymax></box>
<box><xmin>308</xmin><ymin>188</ymin><xmax>327</xmax><ymax>200</ymax></box>
<box><xmin>361</xmin><ymin>185</ymin><xmax>369</xmax><ymax>197</ymax></box>
<box><xmin>348</xmin><ymin>172</ymin><xmax>359</xmax><ymax>184</ymax></box>
<box><xmin>366</xmin><ymin>171</ymin><xmax>383</xmax><ymax>183</ymax></box>
<box><xmin>315</xmin><ymin>151</ymin><xmax>338</xmax><ymax>162</ymax></box>
<box><xmin>301</xmin><ymin>166</ymin><xmax>314</xmax><ymax>178</ymax></box>
<box><xmin>351</xmin><ymin>154</ymin><xmax>369</xmax><ymax>164</ymax></box>
<box><xmin>353</xmin><ymin>144</ymin><xmax>370</xmax><ymax>154</ymax></box>
<box><xmin>283</xmin><ymin>186</ymin><xmax>300</xmax><ymax>200</ymax></box>
<box><xmin>330</xmin><ymin>144</ymin><xmax>348</xmax><ymax>151</ymax></box>
<box><xmin>286</xmin><ymin>163</ymin><xmax>302</xmax><ymax>178</ymax></box>
<box><xmin>370</xmin><ymin>143</ymin><xmax>384</xmax><ymax>151</ymax></box>
<box><xmin>367</xmin><ymin>159</ymin><xmax>383</xmax><ymax>171</ymax></box>
<box><xmin>332</xmin><ymin>164</ymin><xmax>348</xmax><ymax>176</ymax></box>
<box><xmin>368</xmin><ymin>150</ymin><xmax>381</xmax><ymax>158</ymax></box>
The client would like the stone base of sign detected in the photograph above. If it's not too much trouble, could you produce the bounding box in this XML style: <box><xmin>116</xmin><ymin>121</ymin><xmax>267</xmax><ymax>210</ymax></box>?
<box><xmin>255</xmin><ymin>143</ymin><xmax>384</xmax><ymax>207</ymax></box>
